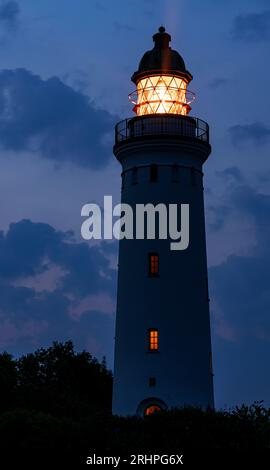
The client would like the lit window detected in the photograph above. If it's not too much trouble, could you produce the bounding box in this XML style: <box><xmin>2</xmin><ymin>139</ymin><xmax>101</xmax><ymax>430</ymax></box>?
<box><xmin>150</xmin><ymin>164</ymin><xmax>158</xmax><ymax>182</ymax></box>
<box><xmin>149</xmin><ymin>253</ymin><xmax>159</xmax><ymax>276</ymax></box>
<box><xmin>145</xmin><ymin>405</ymin><xmax>161</xmax><ymax>416</ymax></box>
<box><xmin>149</xmin><ymin>329</ymin><xmax>159</xmax><ymax>351</ymax></box>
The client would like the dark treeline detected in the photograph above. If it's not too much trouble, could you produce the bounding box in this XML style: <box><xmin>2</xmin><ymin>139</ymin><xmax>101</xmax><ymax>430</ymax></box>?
<box><xmin>0</xmin><ymin>340</ymin><xmax>112</xmax><ymax>419</ymax></box>
<box><xmin>0</xmin><ymin>341</ymin><xmax>270</xmax><ymax>456</ymax></box>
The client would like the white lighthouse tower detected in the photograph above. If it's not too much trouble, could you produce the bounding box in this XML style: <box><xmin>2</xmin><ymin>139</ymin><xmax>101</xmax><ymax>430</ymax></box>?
<box><xmin>112</xmin><ymin>27</ymin><xmax>214</xmax><ymax>416</ymax></box>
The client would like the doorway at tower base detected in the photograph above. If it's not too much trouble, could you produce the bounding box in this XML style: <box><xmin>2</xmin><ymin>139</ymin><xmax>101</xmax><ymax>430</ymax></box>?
<box><xmin>136</xmin><ymin>397</ymin><xmax>168</xmax><ymax>417</ymax></box>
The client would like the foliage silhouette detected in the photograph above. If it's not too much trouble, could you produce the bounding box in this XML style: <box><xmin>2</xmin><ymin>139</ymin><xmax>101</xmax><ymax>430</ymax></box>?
<box><xmin>0</xmin><ymin>341</ymin><xmax>269</xmax><ymax>454</ymax></box>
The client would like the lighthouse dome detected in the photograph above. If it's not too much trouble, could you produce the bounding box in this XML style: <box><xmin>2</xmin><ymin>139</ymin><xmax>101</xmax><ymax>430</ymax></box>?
<box><xmin>131</xmin><ymin>26</ymin><xmax>192</xmax><ymax>84</ymax></box>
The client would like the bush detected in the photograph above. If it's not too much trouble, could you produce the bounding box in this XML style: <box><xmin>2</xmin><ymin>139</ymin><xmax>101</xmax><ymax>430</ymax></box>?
<box><xmin>0</xmin><ymin>342</ymin><xmax>269</xmax><ymax>454</ymax></box>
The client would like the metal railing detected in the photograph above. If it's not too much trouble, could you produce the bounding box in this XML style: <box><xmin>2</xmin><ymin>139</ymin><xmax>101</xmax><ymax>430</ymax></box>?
<box><xmin>115</xmin><ymin>115</ymin><xmax>209</xmax><ymax>145</ymax></box>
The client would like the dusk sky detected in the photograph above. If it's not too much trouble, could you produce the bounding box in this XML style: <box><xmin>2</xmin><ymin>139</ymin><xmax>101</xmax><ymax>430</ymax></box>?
<box><xmin>0</xmin><ymin>0</ymin><xmax>270</xmax><ymax>409</ymax></box>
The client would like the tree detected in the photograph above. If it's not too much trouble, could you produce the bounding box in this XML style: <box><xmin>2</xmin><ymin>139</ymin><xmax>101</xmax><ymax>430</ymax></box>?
<box><xmin>0</xmin><ymin>352</ymin><xmax>17</xmax><ymax>411</ymax></box>
<box><xmin>16</xmin><ymin>341</ymin><xmax>112</xmax><ymax>417</ymax></box>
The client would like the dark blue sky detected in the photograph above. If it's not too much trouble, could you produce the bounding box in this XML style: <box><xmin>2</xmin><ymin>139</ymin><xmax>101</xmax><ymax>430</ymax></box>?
<box><xmin>0</xmin><ymin>0</ymin><xmax>269</xmax><ymax>409</ymax></box>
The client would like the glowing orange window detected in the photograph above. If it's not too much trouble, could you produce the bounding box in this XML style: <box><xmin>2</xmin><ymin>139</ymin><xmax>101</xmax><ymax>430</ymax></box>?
<box><xmin>149</xmin><ymin>253</ymin><xmax>159</xmax><ymax>276</ymax></box>
<box><xmin>145</xmin><ymin>405</ymin><xmax>161</xmax><ymax>416</ymax></box>
<box><xmin>149</xmin><ymin>329</ymin><xmax>159</xmax><ymax>351</ymax></box>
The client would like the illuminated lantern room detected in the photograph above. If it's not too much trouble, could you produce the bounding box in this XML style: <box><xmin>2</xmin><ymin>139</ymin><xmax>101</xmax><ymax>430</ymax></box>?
<box><xmin>130</xmin><ymin>26</ymin><xmax>194</xmax><ymax>116</ymax></box>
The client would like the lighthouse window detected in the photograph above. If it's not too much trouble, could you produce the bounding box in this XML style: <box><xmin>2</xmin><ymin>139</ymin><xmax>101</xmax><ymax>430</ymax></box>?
<box><xmin>150</xmin><ymin>164</ymin><xmax>158</xmax><ymax>182</ymax></box>
<box><xmin>172</xmin><ymin>164</ymin><xmax>180</xmax><ymax>182</ymax></box>
<box><xmin>131</xmin><ymin>167</ymin><xmax>138</xmax><ymax>185</ymax></box>
<box><xmin>149</xmin><ymin>329</ymin><xmax>159</xmax><ymax>351</ymax></box>
<box><xmin>149</xmin><ymin>377</ymin><xmax>156</xmax><ymax>387</ymax></box>
<box><xmin>149</xmin><ymin>253</ymin><xmax>159</xmax><ymax>276</ymax></box>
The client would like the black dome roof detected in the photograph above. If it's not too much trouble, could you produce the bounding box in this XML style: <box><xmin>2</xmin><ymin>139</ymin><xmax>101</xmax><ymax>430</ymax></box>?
<box><xmin>131</xmin><ymin>27</ymin><xmax>192</xmax><ymax>84</ymax></box>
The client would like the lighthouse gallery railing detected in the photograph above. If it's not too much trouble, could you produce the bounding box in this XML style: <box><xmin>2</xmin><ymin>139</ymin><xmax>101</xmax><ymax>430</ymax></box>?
<box><xmin>115</xmin><ymin>115</ymin><xmax>209</xmax><ymax>145</ymax></box>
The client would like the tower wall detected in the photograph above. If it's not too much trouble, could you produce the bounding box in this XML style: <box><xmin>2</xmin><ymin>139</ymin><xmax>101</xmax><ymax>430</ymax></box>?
<box><xmin>112</xmin><ymin>136</ymin><xmax>214</xmax><ymax>416</ymax></box>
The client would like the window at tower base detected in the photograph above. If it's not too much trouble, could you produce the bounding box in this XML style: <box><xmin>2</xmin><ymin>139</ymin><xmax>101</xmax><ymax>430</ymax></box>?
<box><xmin>144</xmin><ymin>404</ymin><xmax>162</xmax><ymax>416</ymax></box>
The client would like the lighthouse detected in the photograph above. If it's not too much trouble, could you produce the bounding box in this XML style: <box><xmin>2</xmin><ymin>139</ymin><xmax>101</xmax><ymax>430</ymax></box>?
<box><xmin>112</xmin><ymin>27</ymin><xmax>214</xmax><ymax>416</ymax></box>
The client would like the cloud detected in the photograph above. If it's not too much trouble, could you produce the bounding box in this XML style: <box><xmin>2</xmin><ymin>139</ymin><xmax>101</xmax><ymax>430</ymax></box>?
<box><xmin>228</xmin><ymin>122</ymin><xmax>270</xmax><ymax>146</ymax></box>
<box><xmin>0</xmin><ymin>281</ymin><xmax>115</xmax><ymax>364</ymax></box>
<box><xmin>0</xmin><ymin>1</ymin><xmax>19</xmax><ymax>30</ymax></box>
<box><xmin>217</xmin><ymin>167</ymin><xmax>245</xmax><ymax>183</ymax></box>
<box><xmin>0</xmin><ymin>220</ymin><xmax>117</xmax><ymax>363</ymax></box>
<box><xmin>208</xmin><ymin>204</ymin><xmax>231</xmax><ymax>232</ymax></box>
<box><xmin>0</xmin><ymin>220</ymin><xmax>65</xmax><ymax>280</ymax></box>
<box><xmin>209</xmin><ymin>178</ymin><xmax>270</xmax><ymax>405</ymax></box>
<box><xmin>94</xmin><ymin>1</ymin><xmax>107</xmax><ymax>12</ymax></box>
<box><xmin>0</xmin><ymin>69</ymin><xmax>115</xmax><ymax>168</ymax></box>
<box><xmin>232</xmin><ymin>10</ymin><xmax>270</xmax><ymax>42</ymax></box>
<box><xmin>208</xmin><ymin>167</ymin><xmax>245</xmax><ymax>231</ymax></box>
<box><xmin>0</xmin><ymin>219</ymin><xmax>116</xmax><ymax>293</ymax></box>
<box><xmin>209</xmin><ymin>78</ymin><xmax>229</xmax><ymax>89</ymax></box>
<box><xmin>113</xmin><ymin>21</ymin><xmax>136</xmax><ymax>32</ymax></box>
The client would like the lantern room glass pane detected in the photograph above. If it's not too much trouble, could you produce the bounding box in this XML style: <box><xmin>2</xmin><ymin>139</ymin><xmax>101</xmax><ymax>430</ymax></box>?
<box><xmin>135</xmin><ymin>75</ymin><xmax>190</xmax><ymax>116</ymax></box>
